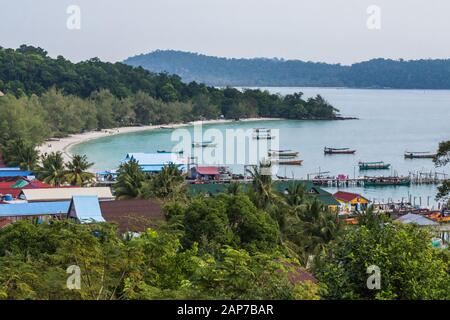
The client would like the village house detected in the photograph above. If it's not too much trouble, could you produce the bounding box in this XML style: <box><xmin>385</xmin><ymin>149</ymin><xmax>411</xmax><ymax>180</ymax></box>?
<box><xmin>333</xmin><ymin>191</ymin><xmax>370</xmax><ymax>212</ymax></box>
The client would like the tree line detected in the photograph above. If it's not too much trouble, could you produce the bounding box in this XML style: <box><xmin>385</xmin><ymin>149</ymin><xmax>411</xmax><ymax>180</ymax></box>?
<box><xmin>125</xmin><ymin>50</ymin><xmax>450</xmax><ymax>89</ymax></box>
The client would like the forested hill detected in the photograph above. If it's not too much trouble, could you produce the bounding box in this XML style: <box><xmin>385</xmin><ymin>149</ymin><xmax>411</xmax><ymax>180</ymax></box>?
<box><xmin>124</xmin><ymin>50</ymin><xmax>450</xmax><ymax>89</ymax></box>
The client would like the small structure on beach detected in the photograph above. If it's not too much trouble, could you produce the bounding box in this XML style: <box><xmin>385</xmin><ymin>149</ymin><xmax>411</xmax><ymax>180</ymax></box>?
<box><xmin>122</xmin><ymin>153</ymin><xmax>187</xmax><ymax>173</ymax></box>
<box><xmin>189</xmin><ymin>166</ymin><xmax>233</xmax><ymax>182</ymax></box>
<box><xmin>333</xmin><ymin>191</ymin><xmax>370</xmax><ymax>212</ymax></box>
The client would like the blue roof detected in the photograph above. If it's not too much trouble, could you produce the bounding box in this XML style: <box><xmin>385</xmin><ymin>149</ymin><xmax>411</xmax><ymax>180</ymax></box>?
<box><xmin>123</xmin><ymin>153</ymin><xmax>186</xmax><ymax>166</ymax></box>
<box><xmin>69</xmin><ymin>196</ymin><xmax>105</xmax><ymax>224</ymax></box>
<box><xmin>140</xmin><ymin>164</ymin><xmax>187</xmax><ymax>172</ymax></box>
<box><xmin>0</xmin><ymin>170</ymin><xmax>33</xmax><ymax>178</ymax></box>
<box><xmin>0</xmin><ymin>201</ymin><xmax>70</xmax><ymax>217</ymax></box>
<box><xmin>0</xmin><ymin>167</ymin><xmax>21</xmax><ymax>171</ymax></box>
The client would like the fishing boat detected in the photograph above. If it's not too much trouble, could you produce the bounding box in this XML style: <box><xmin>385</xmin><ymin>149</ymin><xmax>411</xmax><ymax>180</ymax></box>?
<box><xmin>270</xmin><ymin>159</ymin><xmax>303</xmax><ymax>166</ymax></box>
<box><xmin>192</xmin><ymin>141</ymin><xmax>217</xmax><ymax>148</ymax></box>
<box><xmin>404</xmin><ymin>151</ymin><xmax>436</xmax><ymax>159</ymax></box>
<box><xmin>157</xmin><ymin>150</ymin><xmax>184</xmax><ymax>154</ymax></box>
<box><xmin>160</xmin><ymin>126</ymin><xmax>176</xmax><ymax>129</ymax></box>
<box><xmin>363</xmin><ymin>176</ymin><xmax>411</xmax><ymax>187</ymax></box>
<box><xmin>358</xmin><ymin>161</ymin><xmax>391</xmax><ymax>170</ymax></box>
<box><xmin>268</xmin><ymin>149</ymin><xmax>299</xmax><ymax>158</ymax></box>
<box><xmin>253</xmin><ymin>128</ymin><xmax>276</xmax><ymax>140</ymax></box>
<box><xmin>324</xmin><ymin>147</ymin><xmax>356</xmax><ymax>155</ymax></box>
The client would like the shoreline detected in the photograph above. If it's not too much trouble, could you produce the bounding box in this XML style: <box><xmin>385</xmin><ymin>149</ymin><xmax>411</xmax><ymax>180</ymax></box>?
<box><xmin>37</xmin><ymin>117</ymin><xmax>283</xmax><ymax>162</ymax></box>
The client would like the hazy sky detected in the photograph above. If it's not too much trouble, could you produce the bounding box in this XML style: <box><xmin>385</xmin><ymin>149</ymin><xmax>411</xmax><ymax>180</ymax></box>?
<box><xmin>1</xmin><ymin>0</ymin><xmax>449</xmax><ymax>64</ymax></box>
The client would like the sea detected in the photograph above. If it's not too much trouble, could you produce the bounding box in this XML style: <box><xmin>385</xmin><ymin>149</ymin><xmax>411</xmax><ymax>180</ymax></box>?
<box><xmin>71</xmin><ymin>87</ymin><xmax>450</xmax><ymax>208</ymax></box>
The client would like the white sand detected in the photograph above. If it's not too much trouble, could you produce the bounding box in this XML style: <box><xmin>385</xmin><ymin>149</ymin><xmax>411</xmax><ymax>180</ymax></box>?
<box><xmin>38</xmin><ymin>118</ymin><xmax>282</xmax><ymax>162</ymax></box>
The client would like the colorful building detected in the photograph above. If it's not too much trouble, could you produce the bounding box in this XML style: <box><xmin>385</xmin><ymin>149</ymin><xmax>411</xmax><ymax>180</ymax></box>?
<box><xmin>333</xmin><ymin>191</ymin><xmax>370</xmax><ymax>212</ymax></box>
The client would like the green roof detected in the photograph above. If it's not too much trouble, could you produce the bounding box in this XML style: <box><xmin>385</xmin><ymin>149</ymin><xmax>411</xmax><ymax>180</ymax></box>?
<box><xmin>187</xmin><ymin>180</ymin><xmax>340</xmax><ymax>206</ymax></box>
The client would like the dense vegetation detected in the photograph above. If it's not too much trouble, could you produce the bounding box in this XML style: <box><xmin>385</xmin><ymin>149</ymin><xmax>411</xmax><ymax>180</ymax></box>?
<box><xmin>125</xmin><ymin>50</ymin><xmax>450</xmax><ymax>89</ymax></box>
<box><xmin>1</xmin><ymin>162</ymin><xmax>448</xmax><ymax>300</ymax></box>
<box><xmin>434</xmin><ymin>141</ymin><xmax>450</xmax><ymax>202</ymax></box>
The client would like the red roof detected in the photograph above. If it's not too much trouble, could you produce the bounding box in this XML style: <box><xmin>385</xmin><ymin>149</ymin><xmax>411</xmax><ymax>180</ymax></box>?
<box><xmin>333</xmin><ymin>191</ymin><xmax>368</xmax><ymax>202</ymax></box>
<box><xmin>195</xmin><ymin>166</ymin><xmax>220</xmax><ymax>175</ymax></box>
<box><xmin>0</xmin><ymin>188</ymin><xmax>22</xmax><ymax>198</ymax></box>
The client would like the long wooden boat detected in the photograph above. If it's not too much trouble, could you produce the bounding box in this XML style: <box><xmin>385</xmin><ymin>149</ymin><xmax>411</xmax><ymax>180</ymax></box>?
<box><xmin>253</xmin><ymin>134</ymin><xmax>276</xmax><ymax>140</ymax></box>
<box><xmin>268</xmin><ymin>150</ymin><xmax>299</xmax><ymax>157</ymax></box>
<box><xmin>271</xmin><ymin>159</ymin><xmax>303</xmax><ymax>166</ymax></box>
<box><xmin>192</xmin><ymin>141</ymin><xmax>217</xmax><ymax>148</ymax></box>
<box><xmin>359</xmin><ymin>161</ymin><xmax>391</xmax><ymax>170</ymax></box>
<box><xmin>157</xmin><ymin>150</ymin><xmax>184</xmax><ymax>154</ymax></box>
<box><xmin>363</xmin><ymin>176</ymin><xmax>411</xmax><ymax>187</ymax></box>
<box><xmin>404</xmin><ymin>151</ymin><xmax>436</xmax><ymax>159</ymax></box>
<box><xmin>324</xmin><ymin>147</ymin><xmax>356</xmax><ymax>155</ymax></box>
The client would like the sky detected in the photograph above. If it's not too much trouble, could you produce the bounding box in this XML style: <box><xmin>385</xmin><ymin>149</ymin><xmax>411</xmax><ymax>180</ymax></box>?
<box><xmin>1</xmin><ymin>0</ymin><xmax>449</xmax><ymax>65</ymax></box>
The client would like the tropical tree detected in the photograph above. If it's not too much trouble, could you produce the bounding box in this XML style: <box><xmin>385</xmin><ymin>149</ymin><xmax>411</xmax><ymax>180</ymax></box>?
<box><xmin>64</xmin><ymin>154</ymin><xmax>95</xmax><ymax>186</ymax></box>
<box><xmin>36</xmin><ymin>152</ymin><xmax>66</xmax><ymax>186</ymax></box>
<box><xmin>144</xmin><ymin>163</ymin><xmax>185</xmax><ymax>199</ymax></box>
<box><xmin>284</xmin><ymin>182</ymin><xmax>307</xmax><ymax>207</ymax></box>
<box><xmin>434</xmin><ymin>140</ymin><xmax>450</xmax><ymax>203</ymax></box>
<box><xmin>314</xmin><ymin>224</ymin><xmax>450</xmax><ymax>300</ymax></box>
<box><xmin>3</xmin><ymin>138</ymin><xmax>39</xmax><ymax>170</ymax></box>
<box><xmin>114</xmin><ymin>159</ymin><xmax>147</xmax><ymax>199</ymax></box>
<box><xmin>246</xmin><ymin>162</ymin><xmax>279</xmax><ymax>209</ymax></box>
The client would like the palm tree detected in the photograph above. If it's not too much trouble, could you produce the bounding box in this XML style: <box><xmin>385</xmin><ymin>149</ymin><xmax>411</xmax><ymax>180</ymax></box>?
<box><xmin>245</xmin><ymin>161</ymin><xmax>278</xmax><ymax>209</ymax></box>
<box><xmin>4</xmin><ymin>138</ymin><xmax>39</xmax><ymax>170</ymax></box>
<box><xmin>36</xmin><ymin>152</ymin><xmax>66</xmax><ymax>186</ymax></box>
<box><xmin>65</xmin><ymin>154</ymin><xmax>95</xmax><ymax>186</ymax></box>
<box><xmin>114</xmin><ymin>159</ymin><xmax>146</xmax><ymax>199</ymax></box>
<box><xmin>146</xmin><ymin>163</ymin><xmax>185</xmax><ymax>199</ymax></box>
<box><xmin>284</xmin><ymin>182</ymin><xmax>307</xmax><ymax>207</ymax></box>
<box><xmin>226</xmin><ymin>182</ymin><xmax>241</xmax><ymax>195</ymax></box>
<box><xmin>300</xmin><ymin>201</ymin><xmax>342</xmax><ymax>256</ymax></box>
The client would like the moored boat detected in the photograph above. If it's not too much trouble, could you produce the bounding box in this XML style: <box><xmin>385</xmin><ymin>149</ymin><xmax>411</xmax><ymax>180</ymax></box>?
<box><xmin>404</xmin><ymin>151</ymin><xmax>436</xmax><ymax>159</ymax></box>
<box><xmin>270</xmin><ymin>159</ymin><xmax>303</xmax><ymax>165</ymax></box>
<box><xmin>324</xmin><ymin>147</ymin><xmax>356</xmax><ymax>155</ymax></box>
<box><xmin>157</xmin><ymin>150</ymin><xmax>184</xmax><ymax>154</ymax></box>
<box><xmin>268</xmin><ymin>149</ymin><xmax>299</xmax><ymax>157</ymax></box>
<box><xmin>192</xmin><ymin>140</ymin><xmax>216</xmax><ymax>148</ymax></box>
<box><xmin>358</xmin><ymin>161</ymin><xmax>391</xmax><ymax>170</ymax></box>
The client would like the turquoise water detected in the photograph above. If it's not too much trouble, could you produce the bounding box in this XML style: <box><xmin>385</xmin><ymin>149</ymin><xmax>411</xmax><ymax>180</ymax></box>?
<box><xmin>71</xmin><ymin>88</ymin><xmax>450</xmax><ymax>207</ymax></box>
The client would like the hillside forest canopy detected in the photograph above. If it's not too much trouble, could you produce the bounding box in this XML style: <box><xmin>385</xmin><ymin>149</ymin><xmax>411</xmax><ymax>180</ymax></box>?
<box><xmin>124</xmin><ymin>50</ymin><xmax>450</xmax><ymax>89</ymax></box>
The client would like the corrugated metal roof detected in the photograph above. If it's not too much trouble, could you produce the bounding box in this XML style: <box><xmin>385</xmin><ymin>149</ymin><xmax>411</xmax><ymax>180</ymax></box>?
<box><xmin>396</xmin><ymin>213</ymin><xmax>439</xmax><ymax>226</ymax></box>
<box><xmin>0</xmin><ymin>201</ymin><xmax>70</xmax><ymax>217</ymax></box>
<box><xmin>69</xmin><ymin>196</ymin><xmax>105</xmax><ymax>224</ymax></box>
<box><xmin>21</xmin><ymin>187</ymin><xmax>114</xmax><ymax>201</ymax></box>
<box><xmin>0</xmin><ymin>171</ymin><xmax>33</xmax><ymax>178</ymax></box>
<box><xmin>333</xmin><ymin>191</ymin><xmax>369</xmax><ymax>203</ymax></box>
<box><xmin>123</xmin><ymin>153</ymin><xmax>187</xmax><ymax>166</ymax></box>
<box><xmin>140</xmin><ymin>164</ymin><xmax>187</xmax><ymax>172</ymax></box>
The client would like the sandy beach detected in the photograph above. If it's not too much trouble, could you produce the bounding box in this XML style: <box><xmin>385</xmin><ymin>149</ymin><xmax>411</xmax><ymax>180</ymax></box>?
<box><xmin>37</xmin><ymin>118</ymin><xmax>282</xmax><ymax>162</ymax></box>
